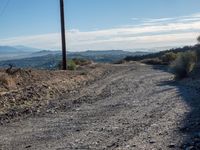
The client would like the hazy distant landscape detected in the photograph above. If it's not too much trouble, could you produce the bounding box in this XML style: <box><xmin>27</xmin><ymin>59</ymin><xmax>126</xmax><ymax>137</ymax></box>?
<box><xmin>0</xmin><ymin>45</ymin><xmax>150</xmax><ymax>69</ymax></box>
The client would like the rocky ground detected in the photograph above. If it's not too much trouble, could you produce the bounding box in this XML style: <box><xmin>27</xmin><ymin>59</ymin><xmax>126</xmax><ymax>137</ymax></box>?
<box><xmin>0</xmin><ymin>63</ymin><xmax>200</xmax><ymax>150</ymax></box>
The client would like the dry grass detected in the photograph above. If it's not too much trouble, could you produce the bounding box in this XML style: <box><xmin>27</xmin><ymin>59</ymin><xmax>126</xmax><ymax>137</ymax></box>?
<box><xmin>0</xmin><ymin>73</ymin><xmax>16</xmax><ymax>92</ymax></box>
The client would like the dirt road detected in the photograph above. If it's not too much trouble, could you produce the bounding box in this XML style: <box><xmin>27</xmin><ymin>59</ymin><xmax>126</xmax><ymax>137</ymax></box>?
<box><xmin>0</xmin><ymin>63</ymin><xmax>199</xmax><ymax>150</ymax></box>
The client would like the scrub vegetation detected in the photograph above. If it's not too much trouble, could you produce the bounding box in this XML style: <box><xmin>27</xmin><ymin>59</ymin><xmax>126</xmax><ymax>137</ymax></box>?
<box><xmin>124</xmin><ymin>36</ymin><xmax>200</xmax><ymax>79</ymax></box>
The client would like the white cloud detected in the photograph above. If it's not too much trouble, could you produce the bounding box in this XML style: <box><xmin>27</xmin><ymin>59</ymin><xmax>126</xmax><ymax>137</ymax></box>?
<box><xmin>1</xmin><ymin>13</ymin><xmax>200</xmax><ymax>51</ymax></box>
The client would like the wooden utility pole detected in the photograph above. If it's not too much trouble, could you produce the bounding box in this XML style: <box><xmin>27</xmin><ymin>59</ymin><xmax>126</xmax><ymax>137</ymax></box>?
<box><xmin>60</xmin><ymin>0</ymin><xmax>67</xmax><ymax>70</ymax></box>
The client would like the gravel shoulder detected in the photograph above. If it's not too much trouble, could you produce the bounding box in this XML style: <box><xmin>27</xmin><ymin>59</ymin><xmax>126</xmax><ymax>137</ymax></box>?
<box><xmin>0</xmin><ymin>63</ymin><xmax>200</xmax><ymax>150</ymax></box>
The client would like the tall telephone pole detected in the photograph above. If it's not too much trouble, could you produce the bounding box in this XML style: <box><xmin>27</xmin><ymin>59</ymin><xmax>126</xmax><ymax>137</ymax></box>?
<box><xmin>60</xmin><ymin>0</ymin><xmax>67</xmax><ymax>70</ymax></box>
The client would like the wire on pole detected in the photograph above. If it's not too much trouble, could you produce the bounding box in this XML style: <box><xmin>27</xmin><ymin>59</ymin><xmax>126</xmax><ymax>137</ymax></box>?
<box><xmin>0</xmin><ymin>0</ymin><xmax>10</xmax><ymax>17</ymax></box>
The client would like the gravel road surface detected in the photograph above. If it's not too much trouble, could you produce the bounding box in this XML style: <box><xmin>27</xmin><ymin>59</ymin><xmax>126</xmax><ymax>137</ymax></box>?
<box><xmin>0</xmin><ymin>63</ymin><xmax>199</xmax><ymax>150</ymax></box>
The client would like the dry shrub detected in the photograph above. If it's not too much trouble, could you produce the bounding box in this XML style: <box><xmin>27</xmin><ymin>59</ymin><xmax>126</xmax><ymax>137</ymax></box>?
<box><xmin>161</xmin><ymin>52</ymin><xmax>178</xmax><ymax>64</ymax></box>
<box><xmin>0</xmin><ymin>73</ymin><xmax>16</xmax><ymax>90</ymax></box>
<box><xmin>141</xmin><ymin>58</ymin><xmax>164</xmax><ymax>65</ymax></box>
<box><xmin>72</xmin><ymin>58</ymin><xmax>92</xmax><ymax>66</ymax></box>
<box><xmin>170</xmin><ymin>51</ymin><xmax>197</xmax><ymax>79</ymax></box>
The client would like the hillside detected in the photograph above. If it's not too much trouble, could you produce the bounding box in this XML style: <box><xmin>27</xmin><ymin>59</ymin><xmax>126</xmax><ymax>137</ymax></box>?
<box><xmin>124</xmin><ymin>44</ymin><xmax>200</xmax><ymax>63</ymax></box>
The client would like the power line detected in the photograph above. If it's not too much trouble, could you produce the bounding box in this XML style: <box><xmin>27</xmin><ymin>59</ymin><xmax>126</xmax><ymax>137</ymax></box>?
<box><xmin>0</xmin><ymin>0</ymin><xmax>10</xmax><ymax>17</ymax></box>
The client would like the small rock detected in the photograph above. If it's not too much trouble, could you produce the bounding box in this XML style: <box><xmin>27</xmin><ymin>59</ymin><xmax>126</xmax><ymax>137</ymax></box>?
<box><xmin>131</xmin><ymin>144</ymin><xmax>136</xmax><ymax>147</ymax></box>
<box><xmin>168</xmin><ymin>144</ymin><xmax>176</xmax><ymax>148</ymax></box>
<box><xmin>25</xmin><ymin>145</ymin><xmax>31</xmax><ymax>149</ymax></box>
<box><xmin>46</xmin><ymin>109</ymin><xmax>56</xmax><ymax>114</ymax></box>
<box><xmin>149</xmin><ymin>141</ymin><xmax>156</xmax><ymax>144</ymax></box>
<box><xmin>76</xmin><ymin>129</ymin><xmax>81</xmax><ymax>132</ymax></box>
<box><xmin>185</xmin><ymin>146</ymin><xmax>195</xmax><ymax>150</ymax></box>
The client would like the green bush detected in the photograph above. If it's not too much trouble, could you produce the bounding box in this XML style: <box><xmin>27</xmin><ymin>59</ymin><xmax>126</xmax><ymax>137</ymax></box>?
<box><xmin>161</xmin><ymin>52</ymin><xmax>178</xmax><ymax>64</ymax></box>
<box><xmin>68</xmin><ymin>60</ymin><xmax>77</xmax><ymax>70</ymax></box>
<box><xmin>58</xmin><ymin>60</ymin><xmax>77</xmax><ymax>70</ymax></box>
<box><xmin>170</xmin><ymin>51</ymin><xmax>197</xmax><ymax>79</ymax></box>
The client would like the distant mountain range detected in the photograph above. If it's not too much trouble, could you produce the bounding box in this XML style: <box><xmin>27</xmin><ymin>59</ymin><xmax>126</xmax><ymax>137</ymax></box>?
<box><xmin>0</xmin><ymin>45</ymin><xmax>151</xmax><ymax>69</ymax></box>
<box><xmin>0</xmin><ymin>46</ymin><xmax>39</xmax><ymax>54</ymax></box>
<box><xmin>0</xmin><ymin>46</ymin><xmax>41</xmax><ymax>61</ymax></box>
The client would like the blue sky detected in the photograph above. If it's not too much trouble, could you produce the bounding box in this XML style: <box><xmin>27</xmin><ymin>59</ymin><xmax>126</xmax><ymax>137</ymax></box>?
<box><xmin>1</xmin><ymin>0</ymin><xmax>200</xmax><ymax>51</ymax></box>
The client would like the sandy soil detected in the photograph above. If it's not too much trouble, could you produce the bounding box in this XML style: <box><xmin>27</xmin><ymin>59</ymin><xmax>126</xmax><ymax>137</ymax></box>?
<box><xmin>0</xmin><ymin>63</ymin><xmax>200</xmax><ymax>150</ymax></box>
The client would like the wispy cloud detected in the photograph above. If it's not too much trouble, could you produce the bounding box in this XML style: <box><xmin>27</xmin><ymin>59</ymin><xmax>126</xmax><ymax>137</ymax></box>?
<box><xmin>131</xmin><ymin>17</ymin><xmax>139</xmax><ymax>20</ymax></box>
<box><xmin>1</xmin><ymin>13</ymin><xmax>200</xmax><ymax>51</ymax></box>
<box><xmin>131</xmin><ymin>13</ymin><xmax>200</xmax><ymax>25</ymax></box>
<box><xmin>143</xmin><ymin>17</ymin><xmax>175</xmax><ymax>23</ymax></box>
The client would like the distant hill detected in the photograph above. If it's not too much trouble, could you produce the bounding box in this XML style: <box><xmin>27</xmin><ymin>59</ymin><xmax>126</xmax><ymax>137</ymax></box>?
<box><xmin>0</xmin><ymin>50</ymin><xmax>150</xmax><ymax>69</ymax></box>
<box><xmin>0</xmin><ymin>46</ymin><xmax>39</xmax><ymax>54</ymax></box>
<box><xmin>14</xmin><ymin>45</ymin><xmax>40</xmax><ymax>52</ymax></box>
<box><xmin>0</xmin><ymin>46</ymin><xmax>24</xmax><ymax>54</ymax></box>
<box><xmin>0</xmin><ymin>46</ymin><xmax>42</xmax><ymax>61</ymax></box>
<box><xmin>31</xmin><ymin>50</ymin><xmax>60</xmax><ymax>57</ymax></box>
<box><xmin>66</xmin><ymin>50</ymin><xmax>149</xmax><ymax>63</ymax></box>
<box><xmin>76</xmin><ymin>50</ymin><xmax>147</xmax><ymax>56</ymax></box>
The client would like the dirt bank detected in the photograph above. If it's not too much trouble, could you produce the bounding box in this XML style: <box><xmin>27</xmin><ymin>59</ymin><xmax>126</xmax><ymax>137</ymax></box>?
<box><xmin>0</xmin><ymin>64</ymin><xmax>112</xmax><ymax>124</ymax></box>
